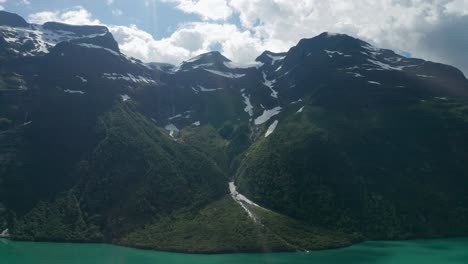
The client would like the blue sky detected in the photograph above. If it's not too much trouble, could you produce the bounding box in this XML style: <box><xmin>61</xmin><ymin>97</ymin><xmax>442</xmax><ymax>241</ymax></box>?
<box><xmin>3</xmin><ymin>0</ymin><xmax>205</xmax><ymax>39</ymax></box>
<box><xmin>1</xmin><ymin>0</ymin><xmax>467</xmax><ymax>76</ymax></box>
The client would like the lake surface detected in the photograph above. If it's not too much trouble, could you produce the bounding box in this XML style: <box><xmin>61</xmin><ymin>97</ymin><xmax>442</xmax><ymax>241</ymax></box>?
<box><xmin>1</xmin><ymin>238</ymin><xmax>468</xmax><ymax>264</ymax></box>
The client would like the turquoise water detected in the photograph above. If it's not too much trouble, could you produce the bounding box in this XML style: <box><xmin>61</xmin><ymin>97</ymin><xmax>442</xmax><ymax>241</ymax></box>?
<box><xmin>1</xmin><ymin>238</ymin><xmax>468</xmax><ymax>264</ymax></box>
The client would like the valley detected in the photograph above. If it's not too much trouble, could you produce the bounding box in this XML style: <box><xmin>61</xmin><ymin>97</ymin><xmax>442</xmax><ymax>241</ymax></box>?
<box><xmin>0</xmin><ymin>10</ymin><xmax>468</xmax><ymax>253</ymax></box>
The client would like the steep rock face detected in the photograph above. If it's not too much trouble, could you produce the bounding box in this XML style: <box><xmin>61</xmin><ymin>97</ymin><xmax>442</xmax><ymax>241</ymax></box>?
<box><xmin>70</xmin><ymin>32</ymin><xmax>121</xmax><ymax>53</ymax></box>
<box><xmin>0</xmin><ymin>12</ymin><xmax>468</xmax><ymax>253</ymax></box>
<box><xmin>0</xmin><ymin>11</ymin><xmax>29</xmax><ymax>28</ymax></box>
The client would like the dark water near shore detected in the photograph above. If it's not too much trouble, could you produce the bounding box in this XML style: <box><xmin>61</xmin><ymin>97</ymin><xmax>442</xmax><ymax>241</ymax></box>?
<box><xmin>1</xmin><ymin>238</ymin><xmax>468</xmax><ymax>264</ymax></box>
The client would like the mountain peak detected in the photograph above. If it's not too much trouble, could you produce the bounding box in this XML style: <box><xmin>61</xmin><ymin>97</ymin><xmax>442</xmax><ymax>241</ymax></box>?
<box><xmin>0</xmin><ymin>12</ymin><xmax>120</xmax><ymax>57</ymax></box>
<box><xmin>0</xmin><ymin>11</ymin><xmax>29</xmax><ymax>28</ymax></box>
<box><xmin>185</xmin><ymin>51</ymin><xmax>230</xmax><ymax>63</ymax></box>
<box><xmin>256</xmin><ymin>51</ymin><xmax>287</xmax><ymax>65</ymax></box>
<box><xmin>317</xmin><ymin>31</ymin><xmax>350</xmax><ymax>38</ymax></box>
<box><xmin>296</xmin><ymin>32</ymin><xmax>365</xmax><ymax>48</ymax></box>
<box><xmin>179</xmin><ymin>51</ymin><xmax>231</xmax><ymax>71</ymax></box>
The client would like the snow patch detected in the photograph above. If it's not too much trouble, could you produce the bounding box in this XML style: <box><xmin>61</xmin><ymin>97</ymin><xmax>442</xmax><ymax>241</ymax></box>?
<box><xmin>192</xmin><ymin>121</ymin><xmax>201</xmax><ymax>126</ymax></box>
<box><xmin>0</xmin><ymin>24</ymin><xmax>108</xmax><ymax>56</ymax></box>
<box><xmin>75</xmin><ymin>75</ymin><xmax>87</xmax><ymax>83</ymax></box>
<box><xmin>76</xmin><ymin>43</ymin><xmax>120</xmax><ymax>56</ymax></box>
<box><xmin>254</xmin><ymin>107</ymin><xmax>282</xmax><ymax>125</ymax></box>
<box><xmin>22</xmin><ymin>121</ymin><xmax>32</xmax><ymax>126</ymax></box>
<box><xmin>0</xmin><ymin>229</ymin><xmax>9</xmax><ymax>238</ymax></box>
<box><xmin>296</xmin><ymin>106</ymin><xmax>305</xmax><ymax>114</ymax></box>
<box><xmin>324</xmin><ymin>49</ymin><xmax>345</xmax><ymax>58</ymax></box>
<box><xmin>266</xmin><ymin>54</ymin><xmax>286</xmax><ymax>64</ymax></box>
<box><xmin>164</xmin><ymin>124</ymin><xmax>179</xmax><ymax>138</ymax></box>
<box><xmin>224</xmin><ymin>61</ymin><xmax>263</xmax><ymax>69</ymax></box>
<box><xmin>64</xmin><ymin>89</ymin><xmax>85</xmax><ymax>94</ymax></box>
<box><xmin>346</xmin><ymin>72</ymin><xmax>364</xmax><ymax>78</ymax></box>
<box><xmin>204</xmin><ymin>69</ymin><xmax>245</xmax><ymax>79</ymax></box>
<box><xmin>120</xmin><ymin>94</ymin><xmax>130</xmax><ymax>101</ymax></box>
<box><xmin>362</xmin><ymin>44</ymin><xmax>383</xmax><ymax>57</ymax></box>
<box><xmin>184</xmin><ymin>53</ymin><xmax>205</xmax><ymax>63</ymax></box>
<box><xmin>417</xmin><ymin>74</ymin><xmax>435</xmax><ymax>78</ymax></box>
<box><xmin>103</xmin><ymin>73</ymin><xmax>156</xmax><ymax>84</ymax></box>
<box><xmin>191</xmin><ymin>87</ymin><xmax>200</xmax><ymax>94</ymax></box>
<box><xmin>265</xmin><ymin>120</ymin><xmax>279</xmax><ymax>138</ymax></box>
<box><xmin>339</xmin><ymin>66</ymin><xmax>360</xmax><ymax>70</ymax></box>
<box><xmin>198</xmin><ymin>85</ymin><xmax>223</xmax><ymax>92</ymax></box>
<box><xmin>241</xmin><ymin>89</ymin><xmax>254</xmax><ymax>117</ymax></box>
<box><xmin>368</xmin><ymin>81</ymin><xmax>382</xmax><ymax>85</ymax></box>
<box><xmin>229</xmin><ymin>182</ymin><xmax>262</xmax><ymax>223</ymax></box>
<box><xmin>262</xmin><ymin>71</ymin><xmax>278</xmax><ymax>98</ymax></box>
<box><xmin>168</xmin><ymin>114</ymin><xmax>182</xmax><ymax>120</ymax></box>
<box><xmin>367</xmin><ymin>59</ymin><xmax>404</xmax><ymax>71</ymax></box>
<box><xmin>191</xmin><ymin>63</ymin><xmax>214</xmax><ymax>69</ymax></box>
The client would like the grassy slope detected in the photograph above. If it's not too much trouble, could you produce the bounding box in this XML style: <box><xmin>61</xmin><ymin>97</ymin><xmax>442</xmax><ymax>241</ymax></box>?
<box><xmin>3</xmin><ymin>78</ymin><xmax>468</xmax><ymax>253</ymax></box>
<box><xmin>8</xmin><ymin>101</ymin><xmax>229</xmax><ymax>244</ymax></box>
<box><xmin>5</xmin><ymin>94</ymin><xmax>468</xmax><ymax>253</ymax></box>
<box><xmin>119</xmin><ymin>196</ymin><xmax>289</xmax><ymax>253</ymax></box>
<box><xmin>237</xmin><ymin>97</ymin><xmax>468</xmax><ymax>240</ymax></box>
<box><xmin>119</xmin><ymin>195</ymin><xmax>358</xmax><ymax>253</ymax></box>
<box><xmin>9</xmin><ymin>96</ymin><xmax>468</xmax><ymax>253</ymax></box>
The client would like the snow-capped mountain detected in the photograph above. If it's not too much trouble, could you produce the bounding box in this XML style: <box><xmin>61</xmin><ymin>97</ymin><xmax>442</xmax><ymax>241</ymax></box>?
<box><xmin>0</xmin><ymin>16</ymin><xmax>116</xmax><ymax>57</ymax></box>
<box><xmin>1</xmin><ymin>11</ymin><xmax>468</xmax><ymax>253</ymax></box>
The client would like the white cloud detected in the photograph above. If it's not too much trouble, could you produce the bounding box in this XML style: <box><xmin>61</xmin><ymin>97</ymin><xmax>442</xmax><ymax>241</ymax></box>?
<box><xmin>20</xmin><ymin>0</ymin><xmax>31</xmax><ymax>5</ymax></box>
<box><xmin>28</xmin><ymin>6</ymin><xmax>101</xmax><ymax>25</ymax></box>
<box><xmin>163</xmin><ymin>0</ymin><xmax>233</xmax><ymax>20</ymax></box>
<box><xmin>106</xmin><ymin>0</ymin><xmax>115</xmax><ymax>5</ymax></box>
<box><xmin>27</xmin><ymin>6</ymin><xmax>262</xmax><ymax>65</ymax></box>
<box><xmin>227</xmin><ymin>0</ymin><xmax>468</xmax><ymax>74</ymax></box>
<box><xmin>25</xmin><ymin>3</ymin><xmax>468</xmax><ymax>75</ymax></box>
<box><xmin>0</xmin><ymin>0</ymin><xmax>6</xmax><ymax>10</ymax></box>
<box><xmin>110</xmin><ymin>22</ymin><xmax>263</xmax><ymax>65</ymax></box>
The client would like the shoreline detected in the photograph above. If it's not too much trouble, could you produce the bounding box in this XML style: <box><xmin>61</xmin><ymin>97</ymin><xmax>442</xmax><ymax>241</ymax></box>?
<box><xmin>3</xmin><ymin>235</ymin><xmax>468</xmax><ymax>255</ymax></box>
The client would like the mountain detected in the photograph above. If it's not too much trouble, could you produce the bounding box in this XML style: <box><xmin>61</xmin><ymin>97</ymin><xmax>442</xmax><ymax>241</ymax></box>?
<box><xmin>0</xmin><ymin>11</ymin><xmax>29</xmax><ymax>28</ymax></box>
<box><xmin>1</xmin><ymin>11</ymin><xmax>468</xmax><ymax>253</ymax></box>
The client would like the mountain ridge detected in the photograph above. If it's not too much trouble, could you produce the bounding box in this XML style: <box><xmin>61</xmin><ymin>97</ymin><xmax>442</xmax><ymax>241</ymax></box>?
<box><xmin>1</xmin><ymin>11</ymin><xmax>468</xmax><ymax>253</ymax></box>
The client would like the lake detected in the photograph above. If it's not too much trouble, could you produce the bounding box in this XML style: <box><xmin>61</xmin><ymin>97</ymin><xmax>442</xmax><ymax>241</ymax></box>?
<box><xmin>1</xmin><ymin>238</ymin><xmax>468</xmax><ymax>264</ymax></box>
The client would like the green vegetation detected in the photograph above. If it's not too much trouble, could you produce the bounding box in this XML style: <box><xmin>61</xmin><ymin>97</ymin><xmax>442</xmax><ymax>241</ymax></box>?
<box><xmin>11</xmin><ymin>191</ymin><xmax>102</xmax><ymax>242</ymax></box>
<box><xmin>250</xmin><ymin>205</ymin><xmax>362</xmax><ymax>251</ymax></box>
<box><xmin>75</xmin><ymin>102</ymin><xmax>228</xmax><ymax>237</ymax></box>
<box><xmin>237</xmin><ymin>98</ymin><xmax>468</xmax><ymax>240</ymax></box>
<box><xmin>0</xmin><ymin>74</ymin><xmax>27</xmax><ymax>91</ymax></box>
<box><xmin>1</xmin><ymin>16</ymin><xmax>468</xmax><ymax>253</ymax></box>
<box><xmin>180</xmin><ymin>125</ymin><xmax>229</xmax><ymax>173</ymax></box>
<box><xmin>120</xmin><ymin>196</ymin><xmax>293</xmax><ymax>253</ymax></box>
<box><xmin>0</xmin><ymin>117</ymin><xmax>12</xmax><ymax>130</ymax></box>
<box><xmin>3</xmin><ymin>95</ymin><xmax>468</xmax><ymax>252</ymax></box>
<box><xmin>1</xmin><ymin>100</ymin><xmax>230</xmax><ymax>248</ymax></box>
<box><xmin>120</xmin><ymin>194</ymin><xmax>361</xmax><ymax>253</ymax></box>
